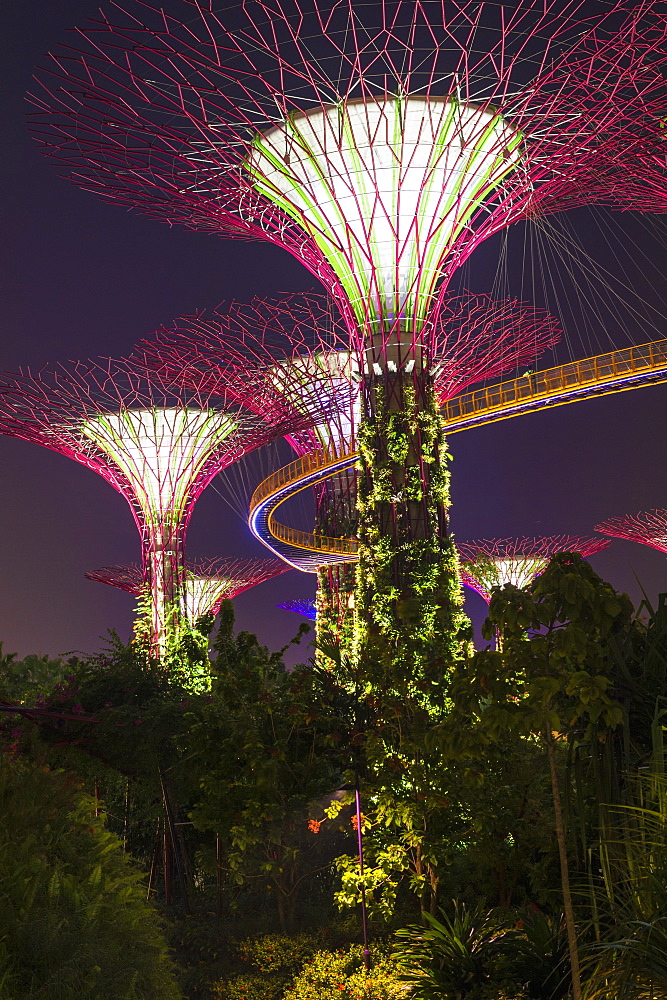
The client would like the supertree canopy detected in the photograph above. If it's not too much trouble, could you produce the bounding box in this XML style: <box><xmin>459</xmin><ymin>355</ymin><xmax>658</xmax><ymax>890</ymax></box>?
<box><xmin>596</xmin><ymin>510</ymin><xmax>667</xmax><ymax>554</ymax></box>
<box><xmin>29</xmin><ymin>0</ymin><xmax>667</xmax><ymax>689</ymax></box>
<box><xmin>29</xmin><ymin>1</ymin><xmax>667</xmax><ymax>339</ymax></box>
<box><xmin>458</xmin><ymin>536</ymin><xmax>611</xmax><ymax>604</ymax></box>
<box><xmin>87</xmin><ymin>556</ymin><xmax>289</xmax><ymax>624</ymax></box>
<box><xmin>0</xmin><ymin>356</ymin><xmax>328</xmax><ymax>656</ymax></box>
<box><xmin>140</xmin><ymin>291</ymin><xmax>560</xmax><ymax>457</ymax></box>
<box><xmin>139</xmin><ymin>289</ymin><xmax>560</xmax><ymax>654</ymax></box>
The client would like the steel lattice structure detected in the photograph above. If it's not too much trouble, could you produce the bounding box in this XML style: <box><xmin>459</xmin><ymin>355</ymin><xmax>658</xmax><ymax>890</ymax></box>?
<box><xmin>0</xmin><ymin>356</ymin><xmax>328</xmax><ymax>655</ymax></box>
<box><xmin>458</xmin><ymin>535</ymin><xmax>611</xmax><ymax>603</ymax></box>
<box><xmin>140</xmin><ymin>290</ymin><xmax>560</xmax><ymax>457</ymax></box>
<box><xmin>87</xmin><ymin>556</ymin><xmax>289</xmax><ymax>622</ymax></box>
<box><xmin>595</xmin><ymin>510</ymin><xmax>667</xmax><ymax>554</ymax></box>
<box><xmin>29</xmin><ymin>1</ymin><xmax>667</xmax><ymax>345</ymax></box>
<box><xmin>28</xmin><ymin>0</ymin><xmax>667</xmax><ymax>685</ymax></box>
<box><xmin>139</xmin><ymin>288</ymin><xmax>560</xmax><ymax>650</ymax></box>
<box><xmin>139</xmin><ymin>290</ymin><xmax>560</xmax><ymax>544</ymax></box>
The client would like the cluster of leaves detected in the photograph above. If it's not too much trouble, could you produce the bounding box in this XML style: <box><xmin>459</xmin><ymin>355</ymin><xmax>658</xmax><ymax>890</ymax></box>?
<box><xmin>212</xmin><ymin>933</ymin><xmax>323</xmax><ymax>1000</ymax></box>
<box><xmin>446</xmin><ymin>554</ymin><xmax>632</xmax><ymax>749</ymax></box>
<box><xmin>184</xmin><ymin>608</ymin><xmax>352</xmax><ymax>935</ymax></box>
<box><xmin>282</xmin><ymin>942</ymin><xmax>408</xmax><ymax>1000</ymax></box>
<box><xmin>7</xmin><ymin>559</ymin><xmax>667</xmax><ymax>999</ymax></box>
<box><xmin>393</xmin><ymin>902</ymin><xmax>570</xmax><ymax>1000</ymax></box>
<box><xmin>316</xmin><ymin>564</ymin><xmax>356</xmax><ymax>667</ymax></box>
<box><xmin>355</xmin><ymin>379</ymin><xmax>470</xmax><ymax>699</ymax></box>
<box><xmin>0</xmin><ymin>644</ymin><xmax>77</xmax><ymax>703</ymax></box>
<box><xmin>0</xmin><ymin>756</ymin><xmax>181</xmax><ymax>1000</ymax></box>
<box><xmin>236</xmin><ymin>933</ymin><xmax>320</xmax><ymax>973</ymax></box>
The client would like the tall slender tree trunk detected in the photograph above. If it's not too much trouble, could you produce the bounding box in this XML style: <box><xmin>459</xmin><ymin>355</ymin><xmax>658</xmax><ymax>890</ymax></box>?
<box><xmin>545</xmin><ymin>729</ymin><xmax>582</xmax><ymax>1000</ymax></box>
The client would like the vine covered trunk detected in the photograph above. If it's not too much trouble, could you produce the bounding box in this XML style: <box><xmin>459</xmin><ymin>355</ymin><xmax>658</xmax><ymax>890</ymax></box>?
<box><xmin>355</xmin><ymin>330</ymin><xmax>468</xmax><ymax>697</ymax></box>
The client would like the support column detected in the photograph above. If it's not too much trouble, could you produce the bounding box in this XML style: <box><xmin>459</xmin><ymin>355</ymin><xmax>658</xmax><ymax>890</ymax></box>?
<box><xmin>141</xmin><ymin>517</ymin><xmax>186</xmax><ymax>657</ymax></box>
<box><xmin>354</xmin><ymin>328</ymin><xmax>469</xmax><ymax>698</ymax></box>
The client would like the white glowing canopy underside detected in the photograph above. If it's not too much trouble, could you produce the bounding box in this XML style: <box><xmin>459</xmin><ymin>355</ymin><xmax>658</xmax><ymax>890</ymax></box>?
<box><xmin>249</xmin><ymin>98</ymin><xmax>524</xmax><ymax>329</ymax></box>
<box><xmin>468</xmin><ymin>556</ymin><xmax>550</xmax><ymax>598</ymax></box>
<box><xmin>83</xmin><ymin>407</ymin><xmax>237</xmax><ymax>517</ymax></box>
<box><xmin>181</xmin><ymin>575</ymin><xmax>233</xmax><ymax>620</ymax></box>
<box><xmin>271</xmin><ymin>352</ymin><xmax>361</xmax><ymax>451</ymax></box>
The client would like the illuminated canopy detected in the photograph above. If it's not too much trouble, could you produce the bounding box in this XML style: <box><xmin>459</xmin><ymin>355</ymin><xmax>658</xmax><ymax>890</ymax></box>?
<box><xmin>82</xmin><ymin>407</ymin><xmax>237</xmax><ymax>525</ymax></box>
<box><xmin>87</xmin><ymin>557</ymin><xmax>289</xmax><ymax>622</ymax></box>
<box><xmin>459</xmin><ymin>536</ymin><xmax>610</xmax><ymax>604</ymax></box>
<box><xmin>277</xmin><ymin>599</ymin><xmax>317</xmax><ymax>621</ymax></box>
<box><xmin>596</xmin><ymin>509</ymin><xmax>667</xmax><ymax>554</ymax></box>
<box><xmin>29</xmin><ymin>0</ymin><xmax>667</xmax><ymax>345</ymax></box>
<box><xmin>250</xmin><ymin>98</ymin><xmax>523</xmax><ymax>331</ymax></box>
<box><xmin>0</xmin><ymin>354</ymin><xmax>315</xmax><ymax>657</ymax></box>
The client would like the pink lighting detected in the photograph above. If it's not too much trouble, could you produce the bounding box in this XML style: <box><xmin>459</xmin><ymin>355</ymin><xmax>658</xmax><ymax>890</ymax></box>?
<box><xmin>0</xmin><ymin>355</ymin><xmax>323</xmax><ymax>656</ymax></box>
<box><xmin>459</xmin><ymin>536</ymin><xmax>611</xmax><ymax>604</ymax></box>
<box><xmin>596</xmin><ymin>510</ymin><xmax>667</xmax><ymax>554</ymax></box>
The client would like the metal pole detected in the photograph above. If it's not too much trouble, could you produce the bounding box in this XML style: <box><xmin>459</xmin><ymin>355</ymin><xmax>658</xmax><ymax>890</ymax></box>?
<box><xmin>354</xmin><ymin>773</ymin><xmax>371</xmax><ymax>972</ymax></box>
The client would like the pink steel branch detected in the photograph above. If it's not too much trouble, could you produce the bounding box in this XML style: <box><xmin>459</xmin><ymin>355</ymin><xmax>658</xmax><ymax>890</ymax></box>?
<box><xmin>140</xmin><ymin>290</ymin><xmax>561</xmax><ymax>441</ymax></box>
<box><xmin>29</xmin><ymin>1</ymin><xmax>667</xmax><ymax>354</ymax></box>
<box><xmin>596</xmin><ymin>510</ymin><xmax>667</xmax><ymax>554</ymax></box>
<box><xmin>0</xmin><ymin>357</ymin><xmax>324</xmax><ymax>654</ymax></box>
<box><xmin>458</xmin><ymin>535</ymin><xmax>611</xmax><ymax>604</ymax></box>
<box><xmin>137</xmin><ymin>289</ymin><xmax>561</xmax><ymax>540</ymax></box>
<box><xmin>86</xmin><ymin>556</ymin><xmax>289</xmax><ymax>621</ymax></box>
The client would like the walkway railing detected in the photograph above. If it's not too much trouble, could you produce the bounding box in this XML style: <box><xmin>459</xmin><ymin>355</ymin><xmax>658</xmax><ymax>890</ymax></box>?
<box><xmin>267</xmin><ymin>518</ymin><xmax>359</xmax><ymax>556</ymax></box>
<box><xmin>443</xmin><ymin>338</ymin><xmax>667</xmax><ymax>429</ymax></box>
<box><xmin>249</xmin><ymin>337</ymin><xmax>667</xmax><ymax>562</ymax></box>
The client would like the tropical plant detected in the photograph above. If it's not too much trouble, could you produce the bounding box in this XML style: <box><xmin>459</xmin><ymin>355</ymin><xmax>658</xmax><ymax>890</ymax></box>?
<box><xmin>393</xmin><ymin>902</ymin><xmax>520</xmax><ymax>1000</ymax></box>
<box><xmin>183</xmin><ymin>603</ymin><xmax>348</xmax><ymax>933</ymax></box>
<box><xmin>0</xmin><ymin>645</ymin><xmax>75</xmax><ymax>703</ymax></box>
<box><xmin>512</xmin><ymin>910</ymin><xmax>571</xmax><ymax>999</ymax></box>
<box><xmin>444</xmin><ymin>554</ymin><xmax>634</xmax><ymax>1000</ymax></box>
<box><xmin>580</xmin><ymin>770</ymin><xmax>667</xmax><ymax>999</ymax></box>
<box><xmin>0</xmin><ymin>756</ymin><xmax>181</xmax><ymax>1000</ymax></box>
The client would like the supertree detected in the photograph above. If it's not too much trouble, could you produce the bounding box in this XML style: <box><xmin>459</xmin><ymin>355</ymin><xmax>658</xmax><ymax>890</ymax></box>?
<box><xmin>29</xmin><ymin>0</ymin><xmax>667</xmax><ymax>687</ymax></box>
<box><xmin>87</xmin><ymin>556</ymin><xmax>289</xmax><ymax>625</ymax></box>
<box><xmin>276</xmin><ymin>599</ymin><xmax>317</xmax><ymax>622</ymax></box>
<box><xmin>596</xmin><ymin>510</ymin><xmax>667</xmax><ymax>554</ymax></box>
<box><xmin>0</xmin><ymin>354</ymin><xmax>332</xmax><ymax>657</ymax></box>
<box><xmin>139</xmin><ymin>289</ymin><xmax>560</xmax><ymax>655</ymax></box>
<box><xmin>458</xmin><ymin>536</ymin><xmax>611</xmax><ymax>604</ymax></box>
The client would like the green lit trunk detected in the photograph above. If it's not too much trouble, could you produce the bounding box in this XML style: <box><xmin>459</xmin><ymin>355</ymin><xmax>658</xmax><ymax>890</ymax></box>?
<box><xmin>313</xmin><ymin>471</ymin><xmax>358</xmax><ymax>670</ymax></box>
<box><xmin>355</xmin><ymin>332</ymin><xmax>468</xmax><ymax>697</ymax></box>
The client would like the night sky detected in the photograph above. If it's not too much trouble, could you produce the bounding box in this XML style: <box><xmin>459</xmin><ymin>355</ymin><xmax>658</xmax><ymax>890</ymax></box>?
<box><xmin>2</xmin><ymin>1</ymin><xmax>667</xmax><ymax>662</ymax></box>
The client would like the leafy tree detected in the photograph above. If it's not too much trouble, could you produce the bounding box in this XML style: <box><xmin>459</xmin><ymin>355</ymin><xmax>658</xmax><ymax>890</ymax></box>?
<box><xmin>0</xmin><ymin>756</ymin><xmax>181</xmax><ymax>1000</ymax></box>
<box><xmin>444</xmin><ymin>553</ymin><xmax>634</xmax><ymax>1000</ymax></box>
<box><xmin>0</xmin><ymin>644</ymin><xmax>76</xmax><ymax>703</ymax></box>
<box><xmin>182</xmin><ymin>603</ymin><xmax>349</xmax><ymax>933</ymax></box>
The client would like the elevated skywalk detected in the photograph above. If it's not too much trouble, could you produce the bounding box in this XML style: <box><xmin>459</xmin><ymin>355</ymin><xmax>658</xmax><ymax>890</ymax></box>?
<box><xmin>249</xmin><ymin>337</ymin><xmax>667</xmax><ymax>570</ymax></box>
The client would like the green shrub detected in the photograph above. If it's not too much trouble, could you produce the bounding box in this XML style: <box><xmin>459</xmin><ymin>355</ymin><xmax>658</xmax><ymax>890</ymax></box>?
<box><xmin>0</xmin><ymin>757</ymin><xmax>181</xmax><ymax>1000</ymax></box>
<box><xmin>213</xmin><ymin>933</ymin><xmax>321</xmax><ymax>1000</ymax></box>
<box><xmin>393</xmin><ymin>903</ymin><xmax>521</xmax><ymax>1000</ymax></box>
<box><xmin>213</xmin><ymin>971</ymin><xmax>285</xmax><ymax>1000</ymax></box>
<box><xmin>237</xmin><ymin>933</ymin><xmax>320</xmax><ymax>972</ymax></box>
<box><xmin>283</xmin><ymin>943</ymin><xmax>410</xmax><ymax>1000</ymax></box>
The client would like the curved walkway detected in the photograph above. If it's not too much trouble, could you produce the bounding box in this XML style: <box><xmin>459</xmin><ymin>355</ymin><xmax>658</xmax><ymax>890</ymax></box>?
<box><xmin>249</xmin><ymin>338</ymin><xmax>667</xmax><ymax>570</ymax></box>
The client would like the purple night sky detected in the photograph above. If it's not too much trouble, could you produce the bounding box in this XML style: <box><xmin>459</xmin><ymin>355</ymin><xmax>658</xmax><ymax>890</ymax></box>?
<box><xmin>1</xmin><ymin>1</ymin><xmax>667</xmax><ymax>661</ymax></box>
